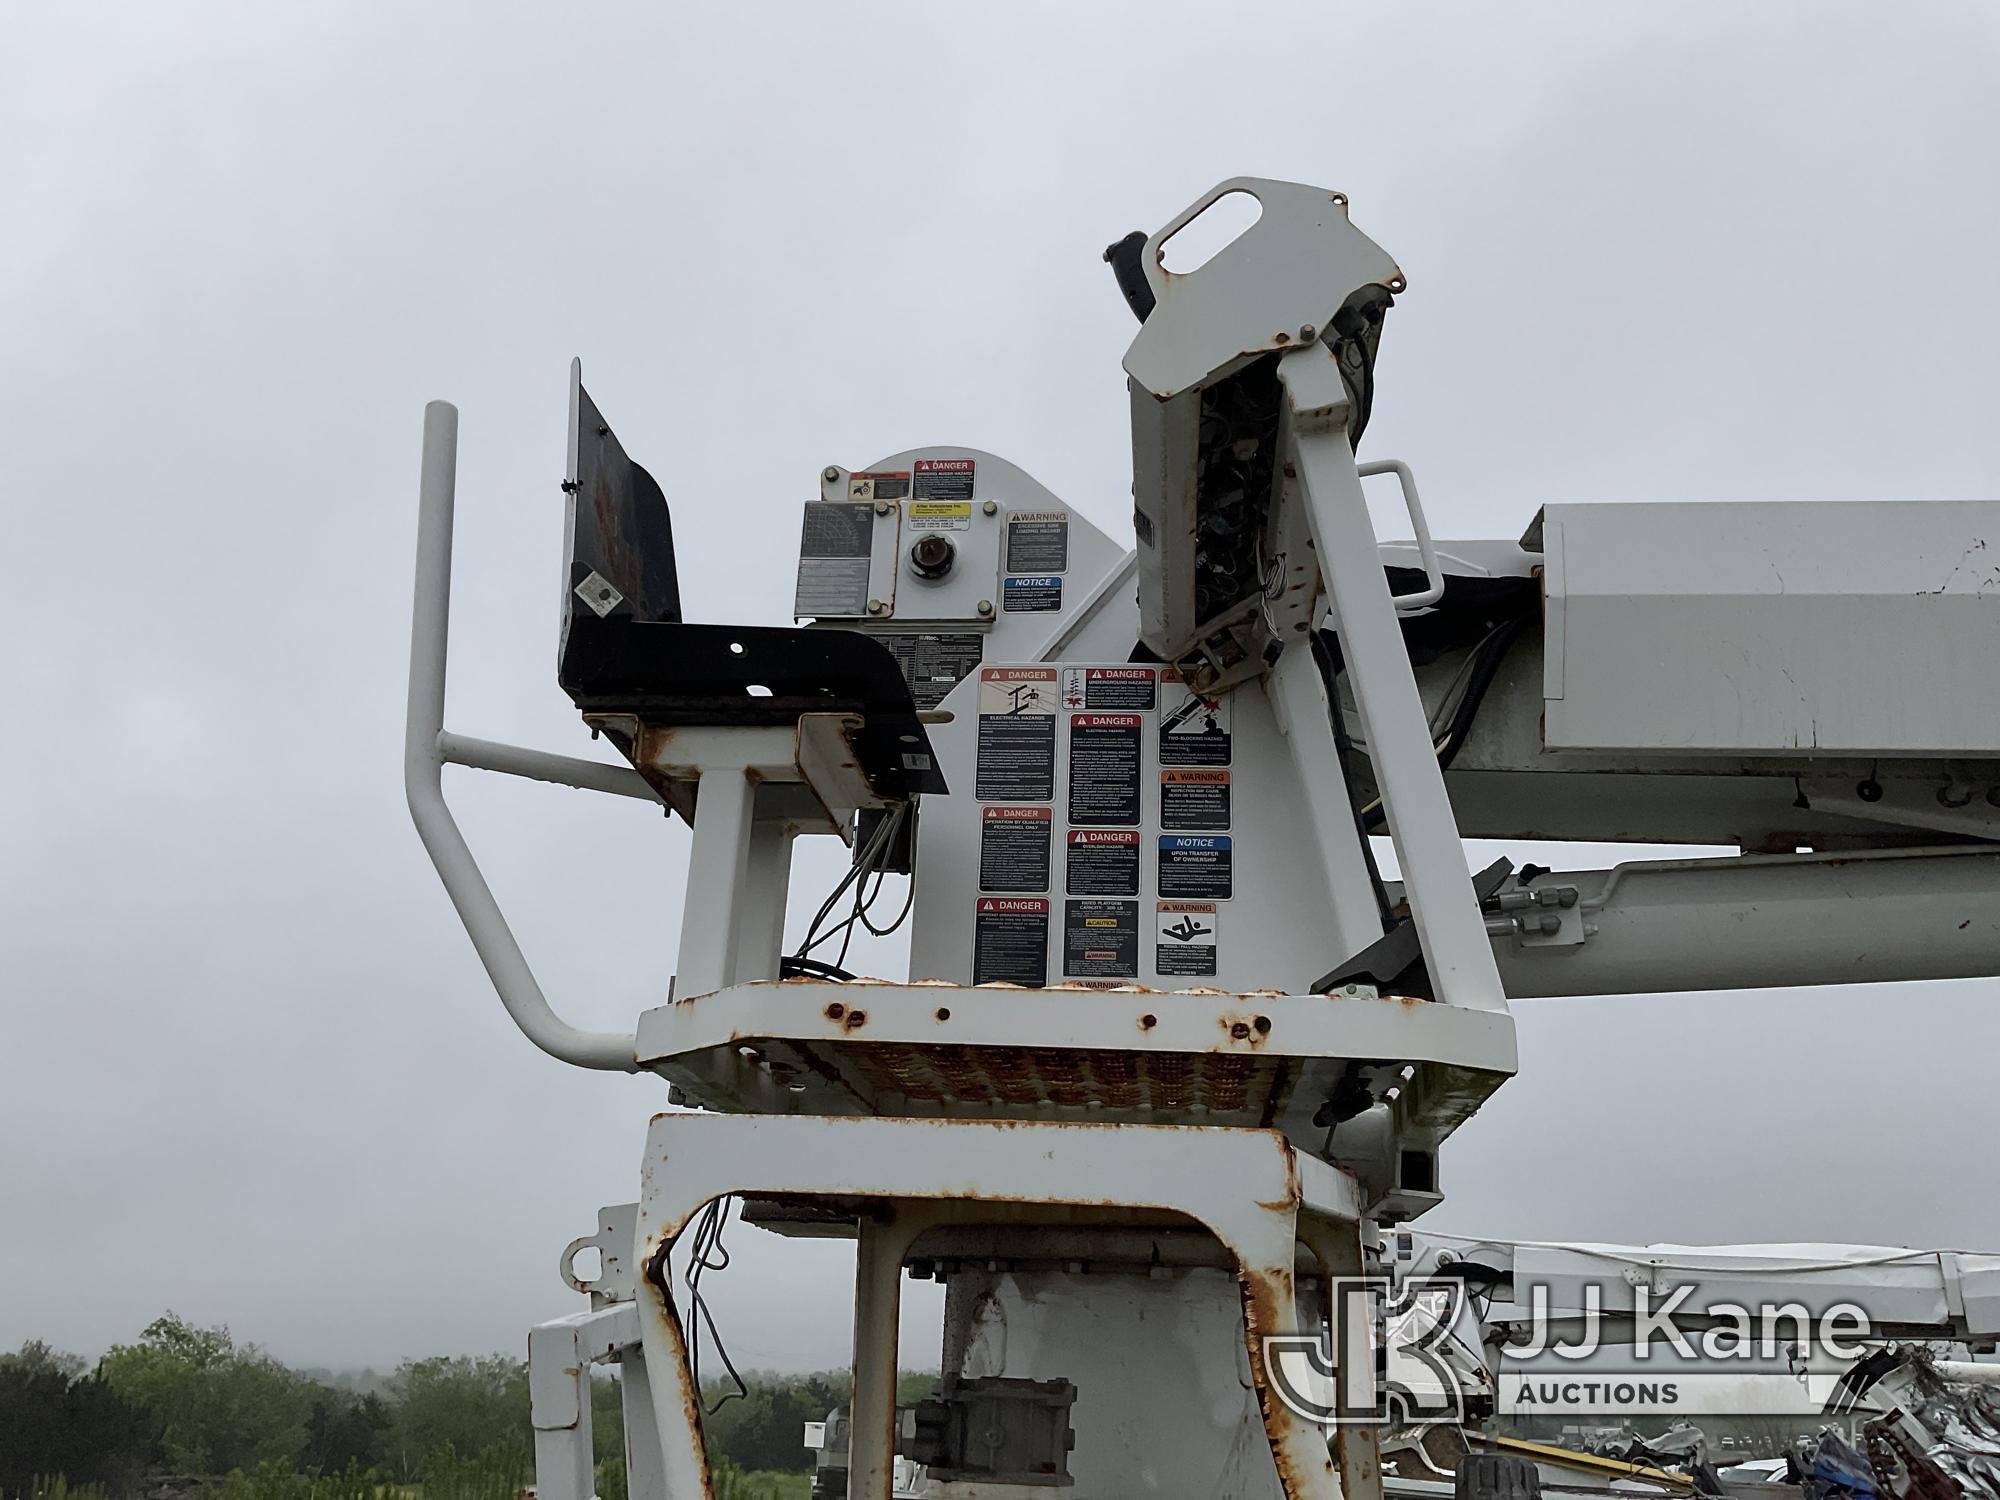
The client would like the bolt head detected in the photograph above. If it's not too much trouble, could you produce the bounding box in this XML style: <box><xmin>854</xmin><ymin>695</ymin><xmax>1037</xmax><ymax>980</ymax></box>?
<box><xmin>874</xmin><ymin>500</ymin><xmax>891</xmax><ymax>515</ymax></box>
<box><xmin>982</xmin><ymin>499</ymin><xmax>998</xmax><ymax>516</ymax></box>
<box><xmin>976</xmin><ymin>599</ymin><xmax>994</xmax><ymax>617</ymax></box>
<box><xmin>867</xmin><ymin>598</ymin><xmax>885</xmax><ymax>615</ymax></box>
<box><xmin>1298</xmin><ymin>322</ymin><xmax>1317</xmax><ymax>342</ymax></box>
<box><xmin>822</xmin><ymin>466</ymin><xmax>840</xmax><ymax>483</ymax></box>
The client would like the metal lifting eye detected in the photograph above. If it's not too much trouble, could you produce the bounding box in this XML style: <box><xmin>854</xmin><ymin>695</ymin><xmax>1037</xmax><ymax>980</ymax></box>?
<box><xmin>909</xmin><ymin>533</ymin><xmax>956</xmax><ymax>580</ymax></box>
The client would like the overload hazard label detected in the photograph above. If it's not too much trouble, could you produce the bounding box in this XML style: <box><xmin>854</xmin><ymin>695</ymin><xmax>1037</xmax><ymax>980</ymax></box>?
<box><xmin>1002</xmin><ymin>575</ymin><xmax>1061</xmax><ymax>612</ymax></box>
<box><xmin>1065</xmin><ymin>829</ymin><xmax>1140</xmax><ymax>896</ymax></box>
<box><xmin>1159</xmin><ymin>673</ymin><xmax>1232</xmax><ymax>766</ymax></box>
<box><xmin>1067</xmin><ymin>713</ymin><xmax>1143</xmax><ymax>826</ymax></box>
<box><xmin>1160</xmin><ymin>769</ymin><xmax>1230</xmax><ymax>831</ymax></box>
<box><xmin>976</xmin><ymin>668</ymin><xmax>1058</xmax><ymax>801</ymax></box>
<box><xmin>846</xmin><ymin>470</ymin><xmax>909</xmax><ymax>502</ymax></box>
<box><xmin>979</xmin><ymin>806</ymin><xmax>1053</xmax><ymax>892</ymax></box>
<box><xmin>908</xmin><ymin>501</ymin><xmax>972</xmax><ymax>532</ymax></box>
<box><xmin>881</xmin><ymin>631</ymin><xmax>983</xmax><ymax>710</ymax></box>
<box><xmin>794</xmin><ymin>501</ymin><xmax>875</xmax><ymax>617</ymax></box>
<box><xmin>1006</xmin><ymin>510</ymin><xmax>1069</xmax><ymax>574</ymax></box>
<box><xmin>1158</xmin><ymin>834</ymin><xmax>1233</xmax><ymax>899</ymax></box>
<box><xmin>1063</xmin><ymin>898</ymin><xmax>1138</xmax><ymax>979</ymax></box>
<box><xmin>1155</xmin><ymin>901</ymin><xmax>1219</xmax><ymax>978</ymax></box>
<box><xmin>973</xmin><ymin>897</ymin><xmax>1049</xmax><ymax>986</ymax></box>
<box><xmin>912</xmin><ymin>457</ymin><xmax>976</xmax><ymax>502</ymax></box>
<box><xmin>1061</xmin><ymin>666</ymin><xmax>1156</xmax><ymax>712</ymax></box>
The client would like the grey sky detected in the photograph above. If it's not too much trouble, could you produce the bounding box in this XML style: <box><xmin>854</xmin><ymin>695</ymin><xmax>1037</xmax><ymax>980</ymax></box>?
<box><xmin>5</xmin><ymin>1</ymin><xmax>2000</xmax><ymax>1374</ymax></box>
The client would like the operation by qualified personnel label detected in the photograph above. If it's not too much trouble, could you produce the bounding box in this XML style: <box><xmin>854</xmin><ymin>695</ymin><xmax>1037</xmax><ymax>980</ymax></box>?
<box><xmin>979</xmin><ymin>805</ymin><xmax>1053</xmax><ymax>892</ymax></box>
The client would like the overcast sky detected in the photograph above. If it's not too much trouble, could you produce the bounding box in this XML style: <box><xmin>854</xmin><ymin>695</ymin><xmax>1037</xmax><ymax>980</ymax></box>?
<box><xmin>6</xmin><ymin>1</ymin><xmax>2000</xmax><ymax>1375</ymax></box>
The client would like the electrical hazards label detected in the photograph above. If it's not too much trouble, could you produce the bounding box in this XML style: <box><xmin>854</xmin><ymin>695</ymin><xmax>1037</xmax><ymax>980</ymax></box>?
<box><xmin>912</xmin><ymin>457</ymin><xmax>976</xmax><ymax>502</ymax></box>
<box><xmin>973</xmin><ymin>897</ymin><xmax>1049</xmax><ymax>986</ymax></box>
<box><xmin>1063</xmin><ymin>898</ymin><xmax>1138</xmax><ymax>979</ymax></box>
<box><xmin>979</xmin><ymin>806</ymin><xmax>1053</xmax><ymax>893</ymax></box>
<box><xmin>1006</xmin><ymin>511</ymin><xmax>1069</xmax><ymax>574</ymax></box>
<box><xmin>1160</xmin><ymin>769</ymin><xmax>1231</xmax><ymax>831</ymax></box>
<box><xmin>882</xmin><ymin>631</ymin><xmax>984</xmax><ymax>709</ymax></box>
<box><xmin>794</xmin><ymin>501</ymin><xmax>875</xmax><ymax>617</ymax></box>
<box><xmin>1158</xmin><ymin>834</ymin><xmax>1233</xmax><ymax>899</ymax></box>
<box><xmin>1065</xmin><ymin>829</ymin><xmax>1140</xmax><ymax>896</ymax></box>
<box><xmin>1155</xmin><ymin>901</ymin><xmax>1219</xmax><ymax>978</ymax></box>
<box><xmin>976</xmin><ymin>669</ymin><xmax>1058</xmax><ymax>801</ymax></box>
<box><xmin>1061</xmin><ymin>666</ymin><xmax>1156</xmax><ymax>712</ymax></box>
<box><xmin>1067</xmin><ymin>713</ymin><xmax>1143</xmax><ymax>826</ymax></box>
<box><xmin>1158</xmin><ymin>673</ymin><xmax>1232</xmax><ymax>766</ymax></box>
<box><xmin>1002</xmin><ymin>575</ymin><xmax>1061</xmax><ymax>612</ymax></box>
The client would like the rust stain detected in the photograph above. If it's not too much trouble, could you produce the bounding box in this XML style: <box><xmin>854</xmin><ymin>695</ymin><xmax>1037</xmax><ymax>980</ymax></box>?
<box><xmin>844</xmin><ymin>1008</ymin><xmax>869</xmax><ymax>1031</ymax></box>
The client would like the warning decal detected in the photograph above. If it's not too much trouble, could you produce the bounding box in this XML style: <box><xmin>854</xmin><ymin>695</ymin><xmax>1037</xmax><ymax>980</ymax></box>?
<box><xmin>1067</xmin><ymin>713</ymin><xmax>1143</xmax><ymax>826</ymax></box>
<box><xmin>908</xmin><ymin>501</ymin><xmax>972</xmax><ymax>533</ymax></box>
<box><xmin>975</xmin><ymin>668</ymin><xmax>1058</xmax><ymax>801</ymax></box>
<box><xmin>1158</xmin><ymin>834</ymin><xmax>1233</xmax><ymax>900</ymax></box>
<box><xmin>881</xmin><ymin>631</ymin><xmax>984</xmax><ymax>710</ymax></box>
<box><xmin>794</xmin><ymin>501</ymin><xmax>875</xmax><ymax>618</ymax></box>
<box><xmin>1063</xmin><ymin>898</ymin><xmax>1138</xmax><ymax>979</ymax></box>
<box><xmin>1160</xmin><ymin>769</ymin><xmax>1231</xmax><ymax>831</ymax></box>
<box><xmin>847</xmin><ymin>471</ymin><xmax>910</xmax><ymax>502</ymax></box>
<box><xmin>1155</xmin><ymin>901</ymin><xmax>1219</xmax><ymax>978</ymax></box>
<box><xmin>1158</xmin><ymin>673</ymin><xmax>1232</xmax><ymax>766</ymax></box>
<box><xmin>979</xmin><ymin>806</ymin><xmax>1053</xmax><ymax>892</ymax></box>
<box><xmin>912</xmin><ymin>457</ymin><xmax>976</xmax><ymax>502</ymax></box>
<box><xmin>1006</xmin><ymin>510</ymin><xmax>1070</xmax><ymax>574</ymax></box>
<box><xmin>1065</xmin><ymin>829</ymin><xmax>1140</xmax><ymax>896</ymax></box>
<box><xmin>974</xmin><ymin>897</ymin><xmax>1050</xmax><ymax>986</ymax></box>
<box><xmin>1002</xmin><ymin>575</ymin><xmax>1062</xmax><ymax>612</ymax></box>
<box><xmin>1061</xmin><ymin>666</ymin><xmax>1156</xmax><ymax>712</ymax></box>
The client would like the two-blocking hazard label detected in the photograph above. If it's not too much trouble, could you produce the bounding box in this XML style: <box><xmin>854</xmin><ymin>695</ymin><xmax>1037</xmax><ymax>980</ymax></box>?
<box><xmin>1155</xmin><ymin>901</ymin><xmax>1219</xmax><ymax>977</ymax></box>
<box><xmin>973</xmin><ymin>897</ymin><xmax>1049</xmax><ymax>986</ymax></box>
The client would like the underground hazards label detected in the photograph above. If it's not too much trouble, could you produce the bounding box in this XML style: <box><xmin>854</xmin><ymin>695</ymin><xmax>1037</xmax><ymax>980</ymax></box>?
<box><xmin>908</xmin><ymin>500</ymin><xmax>973</xmax><ymax>532</ymax></box>
<box><xmin>974</xmin><ymin>897</ymin><xmax>1049</xmax><ymax>986</ymax></box>
<box><xmin>1158</xmin><ymin>834</ymin><xmax>1233</xmax><ymax>900</ymax></box>
<box><xmin>1061</xmin><ymin>666</ymin><xmax>1156</xmax><ymax>712</ymax></box>
<box><xmin>976</xmin><ymin>668</ymin><xmax>1058</xmax><ymax>801</ymax></box>
<box><xmin>1160</xmin><ymin>769</ymin><xmax>1231</xmax><ymax>831</ymax></box>
<box><xmin>1155</xmin><ymin>901</ymin><xmax>1219</xmax><ymax>978</ymax></box>
<box><xmin>846</xmin><ymin>470</ymin><xmax>910</xmax><ymax>502</ymax></box>
<box><xmin>1067</xmin><ymin>713</ymin><xmax>1143</xmax><ymax>826</ymax></box>
<box><xmin>1002</xmin><ymin>575</ymin><xmax>1061</xmax><ymax>612</ymax></box>
<box><xmin>882</xmin><ymin>631</ymin><xmax>984</xmax><ymax>710</ymax></box>
<box><xmin>1065</xmin><ymin>828</ymin><xmax>1140</xmax><ymax>896</ymax></box>
<box><xmin>979</xmin><ymin>805</ymin><xmax>1053</xmax><ymax>892</ymax></box>
<box><xmin>794</xmin><ymin>501</ymin><xmax>876</xmax><ymax>617</ymax></box>
<box><xmin>1159</xmin><ymin>673</ymin><xmax>1232</xmax><ymax>766</ymax></box>
<box><xmin>912</xmin><ymin>457</ymin><xmax>976</xmax><ymax>502</ymax></box>
<box><xmin>1063</xmin><ymin>898</ymin><xmax>1138</xmax><ymax>979</ymax></box>
<box><xmin>1006</xmin><ymin>510</ymin><xmax>1069</xmax><ymax>574</ymax></box>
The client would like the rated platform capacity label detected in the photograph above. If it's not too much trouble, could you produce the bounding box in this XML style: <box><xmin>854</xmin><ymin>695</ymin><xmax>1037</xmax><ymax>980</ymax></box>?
<box><xmin>979</xmin><ymin>806</ymin><xmax>1052</xmax><ymax>892</ymax></box>
<box><xmin>1067</xmin><ymin>713</ymin><xmax>1143</xmax><ymax>826</ymax></box>
<box><xmin>1063</xmin><ymin>898</ymin><xmax>1138</xmax><ymax>979</ymax></box>
<box><xmin>1158</xmin><ymin>834</ymin><xmax>1233</xmax><ymax>899</ymax></box>
<box><xmin>1065</xmin><ymin>828</ymin><xmax>1140</xmax><ymax>896</ymax></box>
<box><xmin>1160</xmin><ymin>769</ymin><xmax>1230</xmax><ymax>830</ymax></box>
<box><xmin>973</xmin><ymin>897</ymin><xmax>1049</xmax><ymax>986</ymax></box>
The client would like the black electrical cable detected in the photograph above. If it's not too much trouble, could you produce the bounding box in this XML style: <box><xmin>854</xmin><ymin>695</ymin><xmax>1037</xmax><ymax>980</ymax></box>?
<box><xmin>685</xmin><ymin>1197</ymin><xmax>748</xmax><ymax>1416</ymax></box>
<box><xmin>1311</xmin><ymin>630</ymin><xmax>1396</xmax><ymax>932</ymax></box>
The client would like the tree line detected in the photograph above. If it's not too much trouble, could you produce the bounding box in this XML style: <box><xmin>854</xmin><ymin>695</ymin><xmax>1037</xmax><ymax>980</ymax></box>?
<box><xmin>2</xmin><ymin>1315</ymin><xmax>926</xmax><ymax>1499</ymax></box>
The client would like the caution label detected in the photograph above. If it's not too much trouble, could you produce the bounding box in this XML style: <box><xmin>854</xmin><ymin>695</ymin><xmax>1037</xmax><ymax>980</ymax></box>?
<box><xmin>1065</xmin><ymin>828</ymin><xmax>1140</xmax><ymax>896</ymax></box>
<box><xmin>1160</xmin><ymin>769</ymin><xmax>1231</xmax><ymax>831</ymax></box>
<box><xmin>1063</xmin><ymin>898</ymin><xmax>1138</xmax><ymax>979</ymax></box>
<box><xmin>912</xmin><ymin>457</ymin><xmax>976</xmax><ymax>502</ymax></box>
<box><xmin>881</xmin><ymin>631</ymin><xmax>984</xmax><ymax>710</ymax></box>
<box><xmin>1158</xmin><ymin>834</ymin><xmax>1233</xmax><ymax>899</ymax></box>
<box><xmin>1006</xmin><ymin>510</ymin><xmax>1070</xmax><ymax>574</ymax></box>
<box><xmin>1159</xmin><ymin>673</ymin><xmax>1232</xmax><ymax>766</ymax></box>
<box><xmin>976</xmin><ymin>668</ymin><xmax>1058</xmax><ymax>801</ymax></box>
<box><xmin>1155</xmin><ymin>901</ymin><xmax>1219</xmax><ymax>978</ymax></box>
<box><xmin>847</xmin><ymin>470</ymin><xmax>910</xmax><ymax>502</ymax></box>
<box><xmin>1061</xmin><ymin>666</ymin><xmax>1156</xmax><ymax>712</ymax></box>
<box><xmin>794</xmin><ymin>501</ymin><xmax>875</xmax><ymax>617</ymax></box>
<box><xmin>1067</xmin><ymin>713</ymin><xmax>1143</xmax><ymax>826</ymax></box>
<box><xmin>973</xmin><ymin>897</ymin><xmax>1050</xmax><ymax>986</ymax></box>
<box><xmin>979</xmin><ymin>806</ymin><xmax>1053</xmax><ymax>892</ymax></box>
<box><xmin>1002</xmin><ymin>575</ymin><xmax>1062</xmax><ymax>612</ymax></box>
<box><xmin>908</xmin><ymin>501</ymin><xmax>972</xmax><ymax>533</ymax></box>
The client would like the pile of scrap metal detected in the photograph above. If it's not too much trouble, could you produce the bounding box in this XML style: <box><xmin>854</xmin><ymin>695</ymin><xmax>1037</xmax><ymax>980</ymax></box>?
<box><xmin>1803</xmin><ymin>1347</ymin><xmax>2000</xmax><ymax>1500</ymax></box>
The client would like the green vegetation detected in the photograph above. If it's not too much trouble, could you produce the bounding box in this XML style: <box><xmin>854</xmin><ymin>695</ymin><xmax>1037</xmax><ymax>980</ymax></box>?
<box><xmin>1</xmin><ymin>1317</ymin><xmax>933</xmax><ymax>1499</ymax></box>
